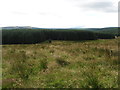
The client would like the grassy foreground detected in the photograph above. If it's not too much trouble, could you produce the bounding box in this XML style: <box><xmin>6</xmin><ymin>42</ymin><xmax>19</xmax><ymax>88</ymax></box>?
<box><xmin>2</xmin><ymin>38</ymin><xmax>119</xmax><ymax>88</ymax></box>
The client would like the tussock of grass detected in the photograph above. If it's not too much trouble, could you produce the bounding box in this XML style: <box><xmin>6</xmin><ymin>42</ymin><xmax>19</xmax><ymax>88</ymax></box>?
<box><xmin>2</xmin><ymin>38</ymin><xmax>119</xmax><ymax>88</ymax></box>
<box><xmin>56</xmin><ymin>57</ymin><xmax>70</xmax><ymax>67</ymax></box>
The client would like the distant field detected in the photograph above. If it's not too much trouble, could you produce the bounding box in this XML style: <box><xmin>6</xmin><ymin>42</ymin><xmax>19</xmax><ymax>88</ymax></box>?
<box><xmin>2</xmin><ymin>37</ymin><xmax>119</xmax><ymax>88</ymax></box>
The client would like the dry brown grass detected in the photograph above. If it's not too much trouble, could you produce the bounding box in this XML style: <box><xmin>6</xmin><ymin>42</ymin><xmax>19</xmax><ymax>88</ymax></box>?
<box><xmin>2</xmin><ymin>37</ymin><xmax>119</xmax><ymax>88</ymax></box>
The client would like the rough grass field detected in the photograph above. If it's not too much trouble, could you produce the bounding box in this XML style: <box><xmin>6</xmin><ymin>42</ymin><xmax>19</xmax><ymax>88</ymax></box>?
<box><xmin>2</xmin><ymin>37</ymin><xmax>119</xmax><ymax>88</ymax></box>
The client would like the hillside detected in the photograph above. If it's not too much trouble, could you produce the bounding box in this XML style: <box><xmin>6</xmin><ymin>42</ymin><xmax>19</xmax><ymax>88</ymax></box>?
<box><xmin>91</xmin><ymin>27</ymin><xmax>119</xmax><ymax>36</ymax></box>
<box><xmin>72</xmin><ymin>27</ymin><xmax>119</xmax><ymax>36</ymax></box>
<box><xmin>2</xmin><ymin>37</ymin><xmax>119</xmax><ymax>88</ymax></box>
<box><xmin>2</xmin><ymin>27</ymin><xmax>119</xmax><ymax>36</ymax></box>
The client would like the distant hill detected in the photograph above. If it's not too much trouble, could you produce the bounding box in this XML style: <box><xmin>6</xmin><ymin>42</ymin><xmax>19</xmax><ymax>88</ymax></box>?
<box><xmin>1</xmin><ymin>26</ymin><xmax>119</xmax><ymax>36</ymax></box>
<box><xmin>1</xmin><ymin>26</ymin><xmax>72</xmax><ymax>30</ymax></box>
<box><xmin>1</xmin><ymin>26</ymin><xmax>41</xmax><ymax>30</ymax></box>
<box><xmin>89</xmin><ymin>27</ymin><xmax>119</xmax><ymax>36</ymax></box>
<box><xmin>57</xmin><ymin>27</ymin><xmax>119</xmax><ymax>36</ymax></box>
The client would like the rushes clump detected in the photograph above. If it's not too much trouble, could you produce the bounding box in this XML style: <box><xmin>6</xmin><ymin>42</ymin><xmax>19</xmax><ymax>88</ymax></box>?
<box><xmin>39</xmin><ymin>59</ymin><xmax>48</xmax><ymax>71</ymax></box>
<box><xmin>84</xmin><ymin>73</ymin><xmax>101</xmax><ymax>88</ymax></box>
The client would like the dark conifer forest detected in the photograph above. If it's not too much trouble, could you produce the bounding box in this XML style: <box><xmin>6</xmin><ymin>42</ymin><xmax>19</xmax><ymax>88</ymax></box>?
<box><xmin>2</xmin><ymin>29</ymin><xmax>116</xmax><ymax>44</ymax></box>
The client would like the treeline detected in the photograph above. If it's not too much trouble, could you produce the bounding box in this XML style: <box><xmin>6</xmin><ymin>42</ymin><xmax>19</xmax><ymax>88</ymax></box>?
<box><xmin>94</xmin><ymin>27</ymin><xmax>120</xmax><ymax>36</ymax></box>
<box><xmin>2</xmin><ymin>29</ymin><xmax>115</xmax><ymax>44</ymax></box>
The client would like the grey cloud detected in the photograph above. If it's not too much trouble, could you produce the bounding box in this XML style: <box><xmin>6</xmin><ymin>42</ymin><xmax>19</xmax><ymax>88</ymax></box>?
<box><xmin>38</xmin><ymin>12</ymin><xmax>50</xmax><ymax>15</ymax></box>
<box><xmin>86</xmin><ymin>2</ymin><xmax>112</xmax><ymax>9</ymax></box>
<box><xmin>79</xmin><ymin>1</ymin><xmax>117</xmax><ymax>13</ymax></box>
<box><xmin>11</xmin><ymin>11</ymin><xmax>28</xmax><ymax>15</ymax></box>
<box><xmin>38</xmin><ymin>12</ymin><xmax>62</xmax><ymax>18</ymax></box>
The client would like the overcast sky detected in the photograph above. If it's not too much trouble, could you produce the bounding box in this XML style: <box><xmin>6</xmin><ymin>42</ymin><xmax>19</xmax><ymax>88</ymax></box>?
<box><xmin>0</xmin><ymin>0</ymin><xmax>118</xmax><ymax>28</ymax></box>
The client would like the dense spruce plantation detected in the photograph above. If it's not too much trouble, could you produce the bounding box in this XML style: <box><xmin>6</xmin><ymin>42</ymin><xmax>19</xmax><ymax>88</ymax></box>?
<box><xmin>2</xmin><ymin>29</ymin><xmax>115</xmax><ymax>44</ymax></box>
